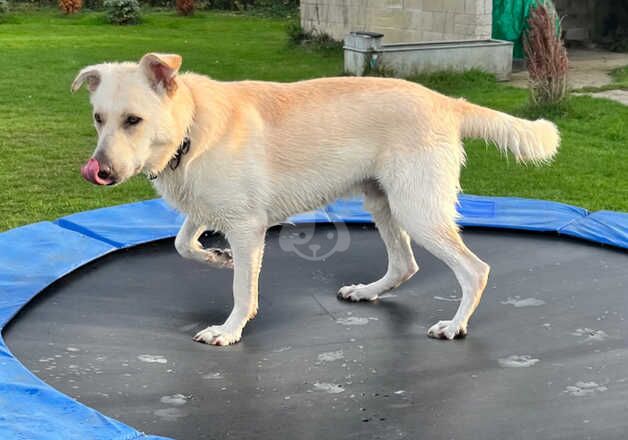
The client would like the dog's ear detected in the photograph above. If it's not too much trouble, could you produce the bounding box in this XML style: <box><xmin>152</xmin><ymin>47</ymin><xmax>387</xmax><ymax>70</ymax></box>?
<box><xmin>71</xmin><ymin>67</ymin><xmax>102</xmax><ymax>93</ymax></box>
<box><xmin>139</xmin><ymin>53</ymin><xmax>182</xmax><ymax>95</ymax></box>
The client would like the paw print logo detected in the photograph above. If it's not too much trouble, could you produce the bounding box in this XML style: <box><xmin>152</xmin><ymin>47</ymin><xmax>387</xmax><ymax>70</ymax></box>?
<box><xmin>279</xmin><ymin>218</ymin><xmax>351</xmax><ymax>261</ymax></box>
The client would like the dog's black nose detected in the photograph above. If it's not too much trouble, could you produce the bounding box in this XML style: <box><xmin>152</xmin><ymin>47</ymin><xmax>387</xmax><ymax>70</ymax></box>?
<box><xmin>97</xmin><ymin>166</ymin><xmax>111</xmax><ymax>180</ymax></box>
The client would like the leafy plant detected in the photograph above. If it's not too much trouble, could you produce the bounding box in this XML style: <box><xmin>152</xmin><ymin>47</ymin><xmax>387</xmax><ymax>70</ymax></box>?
<box><xmin>253</xmin><ymin>0</ymin><xmax>297</xmax><ymax>17</ymax></box>
<box><xmin>205</xmin><ymin>0</ymin><xmax>297</xmax><ymax>17</ymax></box>
<box><xmin>286</xmin><ymin>19</ymin><xmax>305</xmax><ymax>43</ymax></box>
<box><xmin>0</xmin><ymin>0</ymin><xmax>9</xmax><ymax>14</ymax></box>
<box><xmin>104</xmin><ymin>0</ymin><xmax>140</xmax><ymax>24</ymax></box>
<box><xmin>176</xmin><ymin>0</ymin><xmax>194</xmax><ymax>15</ymax></box>
<box><xmin>523</xmin><ymin>1</ymin><xmax>569</xmax><ymax>106</ymax></box>
<box><xmin>58</xmin><ymin>0</ymin><xmax>82</xmax><ymax>14</ymax></box>
<box><xmin>287</xmin><ymin>20</ymin><xmax>342</xmax><ymax>52</ymax></box>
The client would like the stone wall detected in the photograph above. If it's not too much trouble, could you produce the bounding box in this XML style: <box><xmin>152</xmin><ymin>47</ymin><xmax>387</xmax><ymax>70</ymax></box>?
<box><xmin>300</xmin><ymin>0</ymin><xmax>493</xmax><ymax>43</ymax></box>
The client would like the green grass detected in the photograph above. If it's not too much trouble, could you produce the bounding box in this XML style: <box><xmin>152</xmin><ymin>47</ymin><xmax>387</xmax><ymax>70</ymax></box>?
<box><xmin>0</xmin><ymin>10</ymin><xmax>626</xmax><ymax>231</ymax></box>
<box><xmin>610</xmin><ymin>65</ymin><xmax>628</xmax><ymax>88</ymax></box>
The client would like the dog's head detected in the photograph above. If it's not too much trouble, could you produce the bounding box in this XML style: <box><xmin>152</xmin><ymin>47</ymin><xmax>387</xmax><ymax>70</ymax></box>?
<box><xmin>72</xmin><ymin>53</ymin><xmax>191</xmax><ymax>186</ymax></box>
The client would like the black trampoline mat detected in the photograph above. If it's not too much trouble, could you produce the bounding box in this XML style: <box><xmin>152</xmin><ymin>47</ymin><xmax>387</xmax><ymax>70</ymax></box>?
<box><xmin>4</xmin><ymin>225</ymin><xmax>628</xmax><ymax>440</ymax></box>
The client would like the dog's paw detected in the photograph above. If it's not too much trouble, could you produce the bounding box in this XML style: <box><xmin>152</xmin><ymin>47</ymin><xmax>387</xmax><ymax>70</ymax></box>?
<box><xmin>427</xmin><ymin>320</ymin><xmax>467</xmax><ymax>340</ymax></box>
<box><xmin>193</xmin><ymin>325</ymin><xmax>242</xmax><ymax>346</ymax></box>
<box><xmin>337</xmin><ymin>284</ymin><xmax>379</xmax><ymax>302</ymax></box>
<box><xmin>205</xmin><ymin>248</ymin><xmax>233</xmax><ymax>269</ymax></box>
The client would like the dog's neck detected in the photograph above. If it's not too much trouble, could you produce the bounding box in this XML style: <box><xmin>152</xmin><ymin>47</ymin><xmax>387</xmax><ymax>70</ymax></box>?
<box><xmin>147</xmin><ymin>79</ymin><xmax>196</xmax><ymax>180</ymax></box>
<box><xmin>147</xmin><ymin>134</ymin><xmax>191</xmax><ymax>180</ymax></box>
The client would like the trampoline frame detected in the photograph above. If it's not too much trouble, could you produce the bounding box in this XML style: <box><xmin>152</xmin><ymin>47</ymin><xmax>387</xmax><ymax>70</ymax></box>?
<box><xmin>0</xmin><ymin>195</ymin><xmax>626</xmax><ymax>440</ymax></box>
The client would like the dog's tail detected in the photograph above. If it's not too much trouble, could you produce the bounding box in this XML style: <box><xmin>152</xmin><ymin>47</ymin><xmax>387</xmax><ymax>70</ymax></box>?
<box><xmin>457</xmin><ymin>99</ymin><xmax>560</xmax><ymax>163</ymax></box>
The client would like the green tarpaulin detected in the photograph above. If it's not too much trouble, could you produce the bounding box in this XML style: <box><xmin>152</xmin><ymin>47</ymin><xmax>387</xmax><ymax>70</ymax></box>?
<box><xmin>492</xmin><ymin>0</ymin><xmax>538</xmax><ymax>59</ymax></box>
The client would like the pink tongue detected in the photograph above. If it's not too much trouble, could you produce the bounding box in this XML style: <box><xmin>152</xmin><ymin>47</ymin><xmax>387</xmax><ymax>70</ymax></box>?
<box><xmin>81</xmin><ymin>158</ymin><xmax>111</xmax><ymax>185</ymax></box>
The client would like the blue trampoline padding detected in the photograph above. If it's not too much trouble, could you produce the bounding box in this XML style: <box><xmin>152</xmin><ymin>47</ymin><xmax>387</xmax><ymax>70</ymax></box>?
<box><xmin>0</xmin><ymin>222</ymin><xmax>115</xmax><ymax>328</ymax></box>
<box><xmin>289</xmin><ymin>195</ymin><xmax>589</xmax><ymax>233</ymax></box>
<box><xmin>55</xmin><ymin>199</ymin><xmax>185</xmax><ymax>249</ymax></box>
<box><xmin>0</xmin><ymin>352</ymin><xmax>171</xmax><ymax>440</ymax></box>
<box><xmin>0</xmin><ymin>194</ymin><xmax>626</xmax><ymax>440</ymax></box>
<box><xmin>0</xmin><ymin>222</ymin><xmax>171</xmax><ymax>440</ymax></box>
<box><xmin>456</xmin><ymin>194</ymin><xmax>588</xmax><ymax>231</ymax></box>
<box><xmin>559</xmin><ymin>210</ymin><xmax>628</xmax><ymax>249</ymax></box>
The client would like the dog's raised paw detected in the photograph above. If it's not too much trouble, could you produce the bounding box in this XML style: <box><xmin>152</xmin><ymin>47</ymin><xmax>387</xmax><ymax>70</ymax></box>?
<box><xmin>427</xmin><ymin>320</ymin><xmax>467</xmax><ymax>340</ymax></box>
<box><xmin>205</xmin><ymin>248</ymin><xmax>234</xmax><ymax>269</ymax></box>
<box><xmin>337</xmin><ymin>284</ymin><xmax>379</xmax><ymax>302</ymax></box>
<box><xmin>193</xmin><ymin>325</ymin><xmax>241</xmax><ymax>346</ymax></box>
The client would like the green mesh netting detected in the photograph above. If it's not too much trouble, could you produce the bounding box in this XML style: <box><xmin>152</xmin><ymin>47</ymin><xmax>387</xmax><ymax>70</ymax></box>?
<box><xmin>492</xmin><ymin>0</ymin><xmax>539</xmax><ymax>59</ymax></box>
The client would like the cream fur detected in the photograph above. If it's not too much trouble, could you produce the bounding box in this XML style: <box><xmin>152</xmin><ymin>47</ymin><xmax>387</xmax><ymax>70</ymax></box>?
<box><xmin>73</xmin><ymin>53</ymin><xmax>560</xmax><ymax>345</ymax></box>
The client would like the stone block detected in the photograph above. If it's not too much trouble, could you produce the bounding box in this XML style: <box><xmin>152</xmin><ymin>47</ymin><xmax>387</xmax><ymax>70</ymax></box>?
<box><xmin>464</xmin><ymin>0</ymin><xmax>482</xmax><ymax>13</ymax></box>
<box><xmin>484</xmin><ymin>0</ymin><xmax>492</xmax><ymax>14</ymax></box>
<box><xmin>405</xmin><ymin>0</ymin><xmax>423</xmax><ymax>11</ymax></box>
<box><xmin>443</xmin><ymin>0</ymin><xmax>465</xmax><ymax>13</ymax></box>
<box><xmin>386</xmin><ymin>0</ymin><xmax>403</xmax><ymax>9</ymax></box>
<box><xmin>424</xmin><ymin>0</ymin><xmax>444</xmax><ymax>12</ymax></box>
<box><xmin>431</xmin><ymin>11</ymin><xmax>447</xmax><ymax>33</ymax></box>
<box><xmin>423</xmin><ymin>30</ymin><xmax>445</xmax><ymax>41</ymax></box>
<box><xmin>455</xmin><ymin>13</ymin><xmax>478</xmax><ymax>26</ymax></box>
<box><xmin>445</xmin><ymin>11</ymin><xmax>456</xmax><ymax>33</ymax></box>
<box><xmin>421</xmin><ymin>11</ymin><xmax>434</xmax><ymax>30</ymax></box>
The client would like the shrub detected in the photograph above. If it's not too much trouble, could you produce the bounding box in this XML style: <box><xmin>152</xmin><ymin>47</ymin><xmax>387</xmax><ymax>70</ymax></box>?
<box><xmin>0</xmin><ymin>0</ymin><xmax>9</xmax><ymax>14</ymax></box>
<box><xmin>205</xmin><ymin>0</ymin><xmax>297</xmax><ymax>17</ymax></box>
<box><xmin>176</xmin><ymin>0</ymin><xmax>194</xmax><ymax>15</ymax></box>
<box><xmin>286</xmin><ymin>19</ymin><xmax>306</xmax><ymax>44</ymax></box>
<box><xmin>254</xmin><ymin>0</ymin><xmax>297</xmax><ymax>17</ymax></box>
<box><xmin>523</xmin><ymin>1</ymin><xmax>569</xmax><ymax>106</ymax></box>
<box><xmin>104</xmin><ymin>0</ymin><xmax>140</xmax><ymax>24</ymax></box>
<box><xmin>58</xmin><ymin>0</ymin><xmax>83</xmax><ymax>14</ymax></box>
<box><xmin>287</xmin><ymin>21</ymin><xmax>342</xmax><ymax>51</ymax></box>
<box><xmin>83</xmin><ymin>0</ymin><xmax>103</xmax><ymax>9</ymax></box>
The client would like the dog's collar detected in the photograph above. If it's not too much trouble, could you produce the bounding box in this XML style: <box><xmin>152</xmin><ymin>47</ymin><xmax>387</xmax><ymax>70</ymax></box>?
<box><xmin>147</xmin><ymin>135</ymin><xmax>191</xmax><ymax>181</ymax></box>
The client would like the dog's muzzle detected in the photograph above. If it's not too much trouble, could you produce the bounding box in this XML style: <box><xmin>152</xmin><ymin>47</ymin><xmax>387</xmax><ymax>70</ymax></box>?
<box><xmin>81</xmin><ymin>158</ymin><xmax>115</xmax><ymax>186</ymax></box>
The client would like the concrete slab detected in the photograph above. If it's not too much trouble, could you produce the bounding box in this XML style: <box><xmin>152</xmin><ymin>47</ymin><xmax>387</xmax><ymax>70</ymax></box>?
<box><xmin>509</xmin><ymin>48</ymin><xmax>628</xmax><ymax>90</ymax></box>
<box><xmin>575</xmin><ymin>90</ymin><xmax>628</xmax><ymax>106</ymax></box>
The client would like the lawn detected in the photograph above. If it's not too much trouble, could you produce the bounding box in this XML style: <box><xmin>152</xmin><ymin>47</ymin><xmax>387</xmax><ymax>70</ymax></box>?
<box><xmin>0</xmin><ymin>9</ymin><xmax>626</xmax><ymax>231</ymax></box>
<box><xmin>610</xmin><ymin>65</ymin><xmax>628</xmax><ymax>89</ymax></box>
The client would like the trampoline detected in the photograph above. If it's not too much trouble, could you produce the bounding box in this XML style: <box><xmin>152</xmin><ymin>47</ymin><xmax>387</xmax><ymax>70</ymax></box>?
<box><xmin>0</xmin><ymin>196</ymin><xmax>626</xmax><ymax>440</ymax></box>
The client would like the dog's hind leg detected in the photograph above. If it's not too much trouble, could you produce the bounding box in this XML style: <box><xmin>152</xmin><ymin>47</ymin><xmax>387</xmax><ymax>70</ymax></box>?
<box><xmin>404</xmin><ymin>221</ymin><xmax>489</xmax><ymax>339</ymax></box>
<box><xmin>338</xmin><ymin>181</ymin><xmax>418</xmax><ymax>302</ymax></box>
<box><xmin>194</xmin><ymin>221</ymin><xmax>266</xmax><ymax>346</ymax></box>
<box><xmin>382</xmin><ymin>151</ymin><xmax>490</xmax><ymax>340</ymax></box>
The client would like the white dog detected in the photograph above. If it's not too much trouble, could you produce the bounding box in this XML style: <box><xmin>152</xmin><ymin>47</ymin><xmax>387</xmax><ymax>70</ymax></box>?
<box><xmin>73</xmin><ymin>53</ymin><xmax>559</xmax><ymax>346</ymax></box>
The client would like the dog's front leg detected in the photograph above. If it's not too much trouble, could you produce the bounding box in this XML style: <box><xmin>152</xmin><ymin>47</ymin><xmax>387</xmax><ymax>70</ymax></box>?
<box><xmin>193</xmin><ymin>223</ymin><xmax>266</xmax><ymax>346</ymax></box>
<box><xmin>175</xmin><ymin>217</ymin><xmax>233</xmax><ymax>269</ymax></box>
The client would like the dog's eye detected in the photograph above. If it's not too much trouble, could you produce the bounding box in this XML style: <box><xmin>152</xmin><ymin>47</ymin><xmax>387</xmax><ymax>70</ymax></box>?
<box><xmin>94</xmin><ymin>113</ymin><xmax>103</xmax><ymax>124</ymax></box>
<box><xmin>125</xmin><ymin>115</ymin><xmax>142</xmax><ymax>126</ymax></box>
